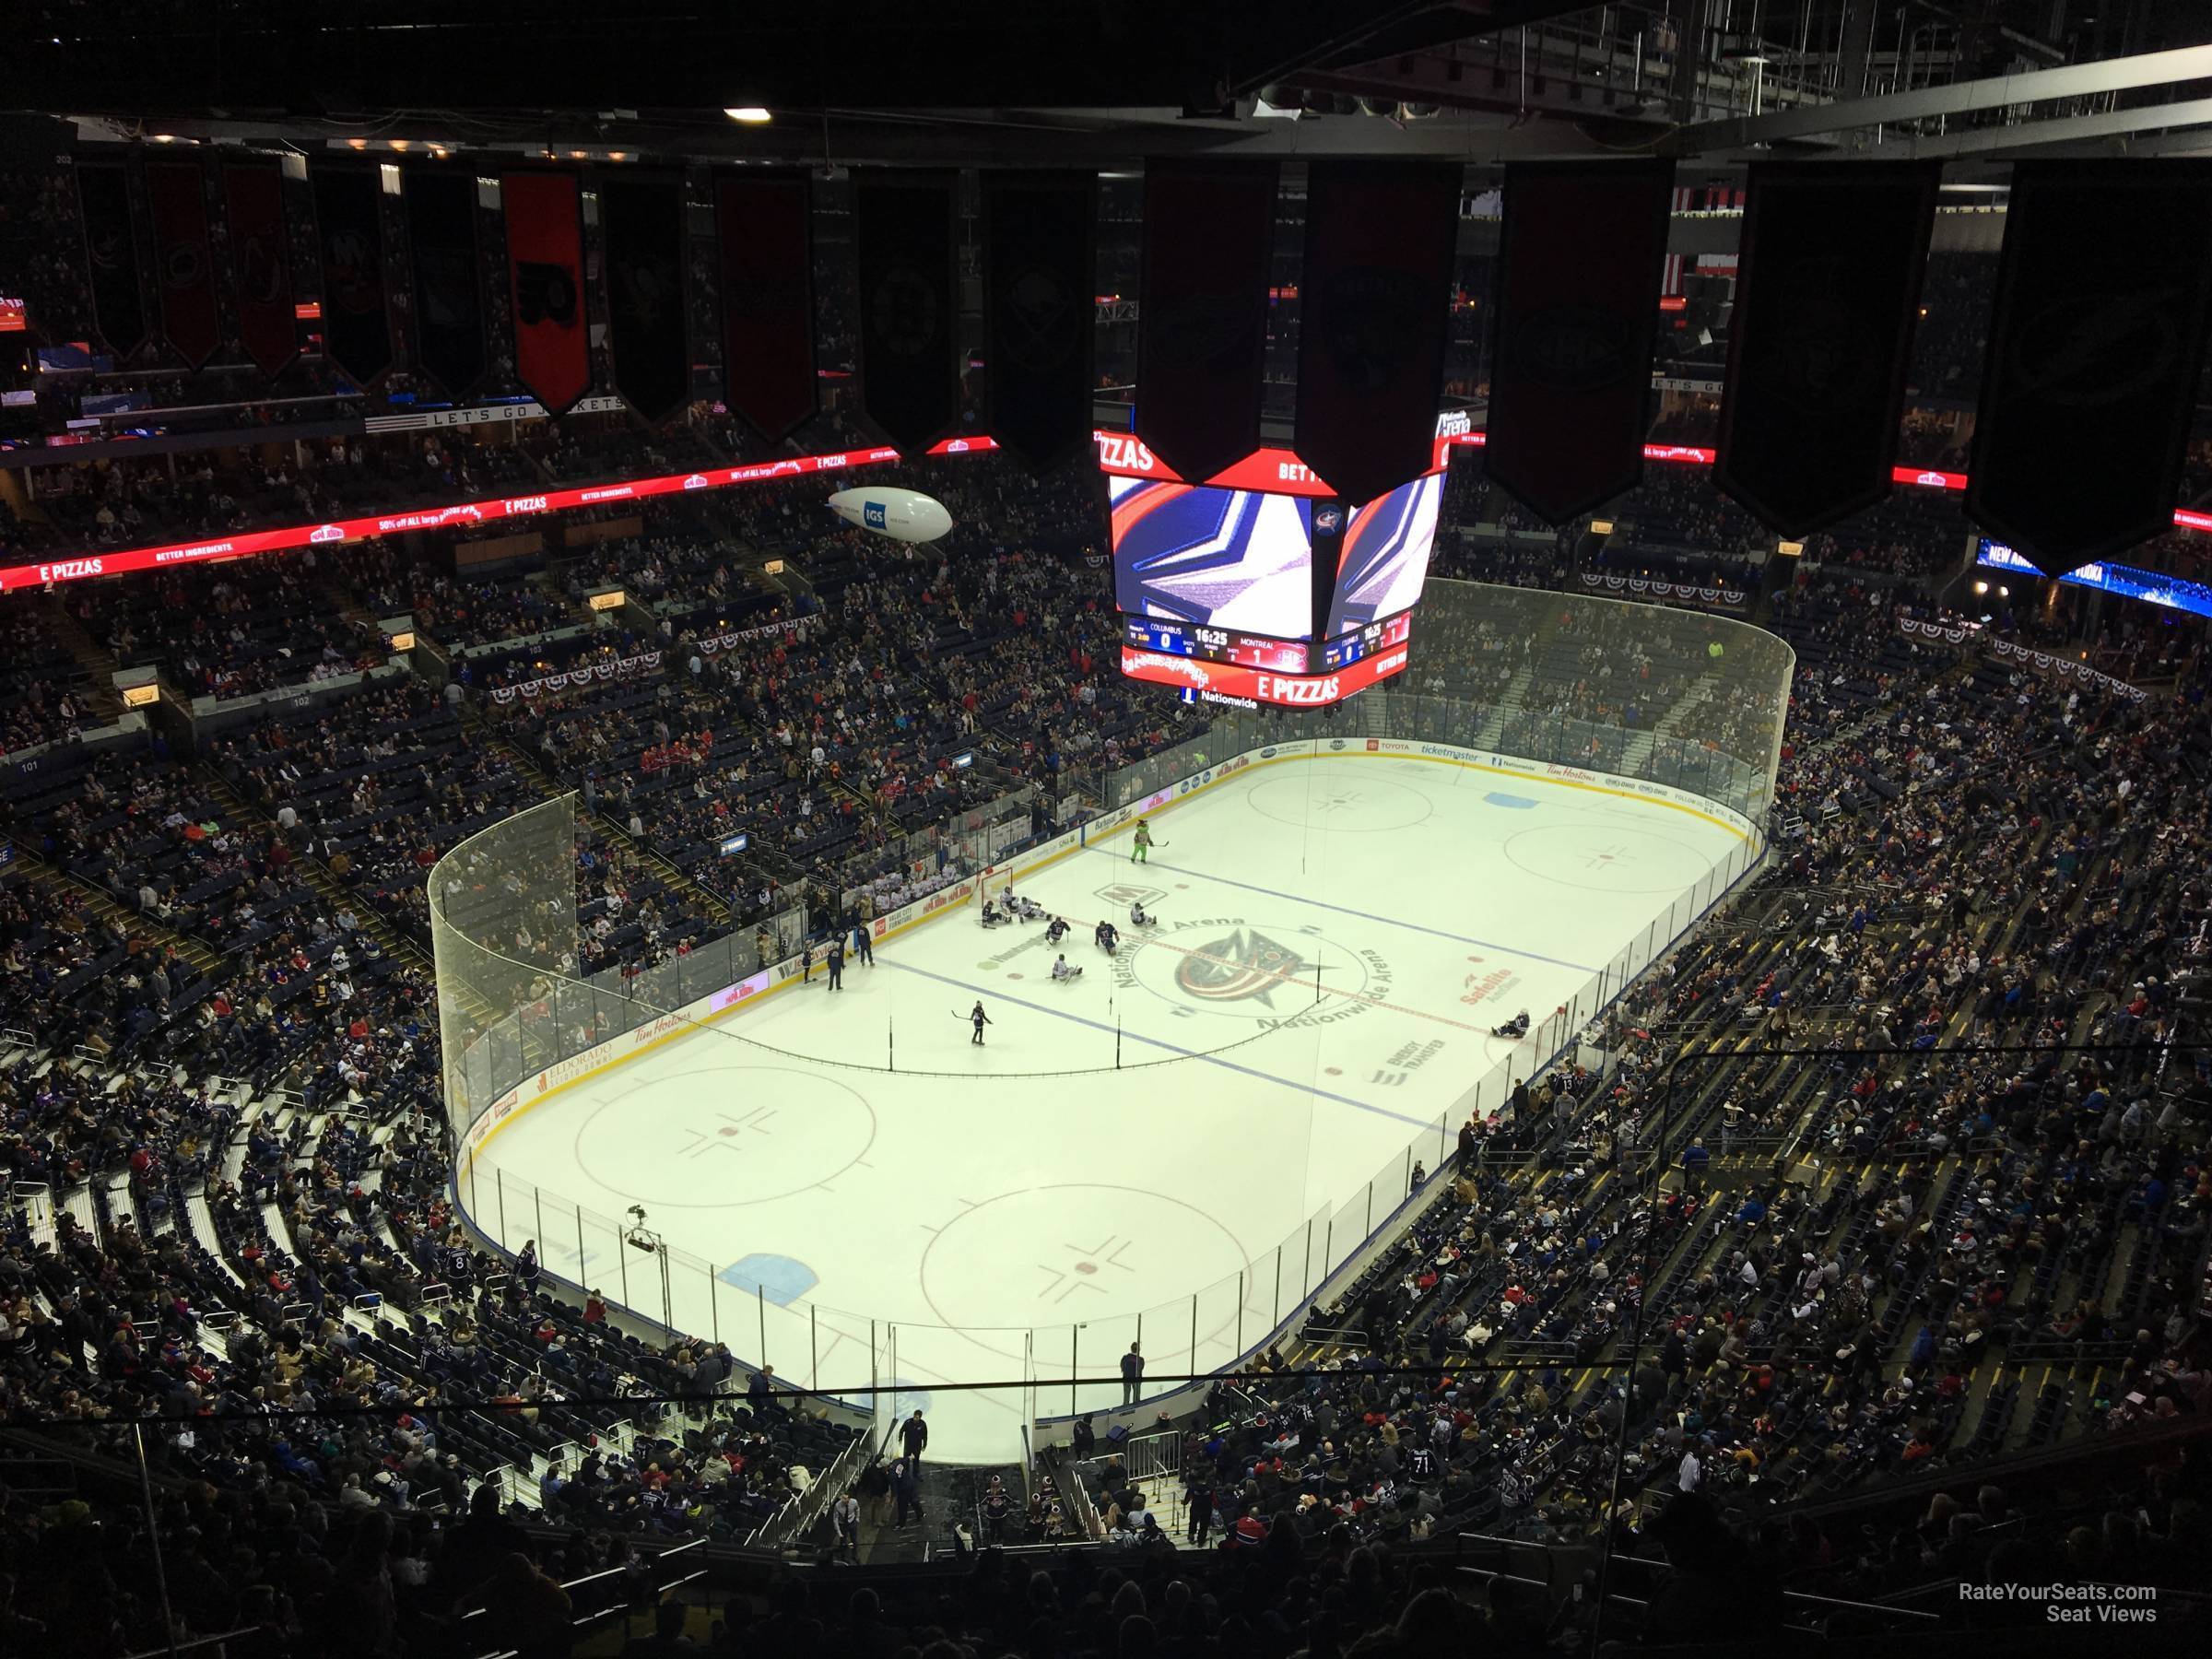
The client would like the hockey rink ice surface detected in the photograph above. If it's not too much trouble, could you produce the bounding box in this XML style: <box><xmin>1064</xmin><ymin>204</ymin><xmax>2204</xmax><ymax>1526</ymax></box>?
<box><xmin>475</xmin><ymin>755</ymin><xmax>1748</xmax><ymax>1460</ymax></box>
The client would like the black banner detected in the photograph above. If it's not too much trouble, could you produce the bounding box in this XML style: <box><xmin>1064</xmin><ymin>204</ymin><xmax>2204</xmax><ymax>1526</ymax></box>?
<box><xmin>853</xmin><ymin>171</ymin><xmax>959</xmax><ymax>453</ymax></box>
<box><xmin>312</xmin><ymin>166</ymin><xmax>393</xmax><ymax>387</ymax></box>
<box><xmin>1967</xmin><ymin>159</ymin><xmax>2212</xmax><ymax>574</ymax></box>
<box><xmin>1714</xmin><ymin>162</ymin><xmax>1939</xmax><ymax>537</ymax></box>
<box><xmin>76</xmin><ymin>161</ymin><xmax>147</xmax><ymax>360</ymax></box>
<box><xmin>1296</xmin><ymin>160</ymin><xmax>1462</xmax><ymax>507</ymax></box>
<box><xmin>1485</xmin><ymin>160</ymin><xmax>1675</xmax><ymax>524</ymax></box>
<box><xmin>716</xmin><ymin>171</ymin><xmax>817</xmax><ymax>443</ymax></box>
<box><xmin>602</xmin><ymin>173</ymin><xmax>689</xmax><ymax>422</ymax></box>
<box><xmin>981</xmin><ymin>171</ymin><xmax>1096</xmax><ymax>475</ymax></box>
<box><xmin>406</xmin><ymin>171</ymin><xmax>486</xmax><ymax>400</ymax></box>
<box><xmin>1135</xmin><ymin>160</ymin><xmax>1277</xmax><ymax>485</ymax></box>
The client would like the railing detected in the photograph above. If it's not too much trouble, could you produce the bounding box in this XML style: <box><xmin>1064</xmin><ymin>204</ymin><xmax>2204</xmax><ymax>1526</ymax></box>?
<box><xmin>1116</xmin><ymin>1428</ymin><xmax>1181</xmax><ymax>1486</ymax></box>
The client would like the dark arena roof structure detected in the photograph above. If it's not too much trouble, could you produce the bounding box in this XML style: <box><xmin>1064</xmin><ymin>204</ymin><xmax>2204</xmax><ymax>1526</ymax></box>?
<box><xmin>5</xmin><ymin>4</ymin><xmax>2212</xmax><ymax>1657</ymax></box>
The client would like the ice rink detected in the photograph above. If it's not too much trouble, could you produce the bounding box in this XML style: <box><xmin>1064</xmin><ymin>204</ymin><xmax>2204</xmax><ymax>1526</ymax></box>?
<box><xmin>469</xmin><ymin>751</ymin><xmax>1750</xmax><ymax>1460</ymax></box>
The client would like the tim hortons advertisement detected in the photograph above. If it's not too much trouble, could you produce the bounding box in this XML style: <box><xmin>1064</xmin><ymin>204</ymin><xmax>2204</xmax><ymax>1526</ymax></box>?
<box><xmin>1118</xmin><ymin>646</ymin><xmax>1409</xmax><ymax>708</ymax></box>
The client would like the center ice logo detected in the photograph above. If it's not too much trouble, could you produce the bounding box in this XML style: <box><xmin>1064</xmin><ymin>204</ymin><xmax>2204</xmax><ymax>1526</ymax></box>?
<box><xmin>1174</xmin><ymin>926</ymin><xmax>1313</xmax><ymax>1006</ymax></box>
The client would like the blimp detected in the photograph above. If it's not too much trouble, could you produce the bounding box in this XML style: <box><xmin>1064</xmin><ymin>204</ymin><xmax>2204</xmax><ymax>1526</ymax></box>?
<box><xmin>827</xmin><ymin>486</ymin><xmax>953</xmax><ymax>544</ymax></box>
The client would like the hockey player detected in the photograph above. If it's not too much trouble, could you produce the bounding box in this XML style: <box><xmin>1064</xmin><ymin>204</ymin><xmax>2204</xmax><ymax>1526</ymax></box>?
<box><xmin>851</xmin><ymin>921</ymin><xmax>874</xmax><ymax>966</ymax></box>
<box><xmin>1045</xmin><ymin>916</ymin><xmax>1070</xmax><ymax>946</ymax></box>
<box><xmin>1095</xmin><ymin>919</ymin><xmax>1121</xmax><ymax>955</ymax></box>
<box><xmin>970</xmin><ymin>1001</ymin><xmax>994</xmax><ymax>1045</ymax></box>
<box><xmin>826</xmin><ymin>938</ymin><xmax>844</xmax><ymax>991</ymax></box>
<box><xmin>1052</xmin><ymin>954</ymin><xmax>1083</xmax><ymax>982</ymax></box>
<box><xmin>1013</xmin><ymin>892</ymin><xmax>1046</xmax><ymax>922</ymax></box>
<box><xmin>1129</xmin><ymin>900</ymin><xmax>1156</xmax><ymax>929</ymax></box>
<box><xmin>1132</xmin><ymin>818</ymin><xmax>1154</xmax><ymax>864</ymax></box>
<box><xmin>981</xmin><ymin>897</ymin><xmax>1011</xmax><ymax>928</ymax></box>
<box><xmin>1492</xmin><ymin>1007</ymin><xmax>1531</xmax><ymax>1040</ymax></box>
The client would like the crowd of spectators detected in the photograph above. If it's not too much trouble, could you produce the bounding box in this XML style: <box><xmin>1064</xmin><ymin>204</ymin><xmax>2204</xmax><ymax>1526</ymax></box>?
<box><xmin>5</xmin><ymin>402</ymin><xmax>2212</xmax><ymax>1655</ymax></box>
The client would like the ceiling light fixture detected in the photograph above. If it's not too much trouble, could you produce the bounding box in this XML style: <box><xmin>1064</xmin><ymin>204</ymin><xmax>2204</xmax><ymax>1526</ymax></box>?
<box><xmin>724</xmin><ymin>107</ymin><xmax>772</xmax><ymax>124</ymax></box>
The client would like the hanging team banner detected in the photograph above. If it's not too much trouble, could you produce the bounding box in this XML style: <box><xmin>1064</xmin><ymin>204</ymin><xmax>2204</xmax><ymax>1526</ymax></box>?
<box><xmin>1967</xmin><ymin>160</ymin><xmax>2212</xmax><ymax>575</ymax></box>
<box><xmin>1485</xmin><ymin>159</ymin><xmax>1675</xmax><ymax>524</ymax></box>
<box><xmin>312</xmin><ymin>166</ymin><xmax>393</xmax><ymax>386</ymax></box>
<box><xmin>981</xmin><ymin>171</ymin><xmax>1096</xmax><ymax>474</ymax></box>
<box><xmin>501</xmin><ymin>171</ymin><xmax>592</xmax><ymax>417</ymax></box>
<box><xmin>714</xmin><ymin>171</ymin><xmax>817</xmax><ymax>443</ymax></box>
<box><xmin>1135</xmin><ymin>159</ymin><xmax>1277</xmax><ymax>486</ymax></box>
<box><xmin>222</xmin><ymin>162</ymin><xmax>297</xmax><ymax>379</ymax></box>
<box><xmin>406</xmin><ymin>170</ymin><xmax>487</xmax><ymax>400</ymax></box>
<box><xmin>600</xmin><ymin>172</ymin><xmax>689</xmax><ymax>422</ymax></box>
<box><xmin>1296</xmin><ymin>159</ymin><xmax>1462</xmax><ymax>508</ymax></box>
<box><xmin>146</xmin><ymin>161</ymin><xmax>219</xmax><ymax>371</ymax></box>
<box><xmin>853</xmin><ymin>171</ymin><xmax>960</xmax><ymax>454</ymax></box>
<box><xmin>1714</xmin><ymin>162</ymin><xmax>1938</xmax><ymax>537</ymax></box>
<box><xmin>76</xmin><ymin>161</ymin><xmax>147</xmax><ymax>360</ymax></box>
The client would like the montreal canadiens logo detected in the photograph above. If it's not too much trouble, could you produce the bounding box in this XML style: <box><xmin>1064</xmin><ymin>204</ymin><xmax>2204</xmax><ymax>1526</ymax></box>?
<box><xmin>1174</xmin><ymin>926</ymin><xmax>1312</xmax><ymax>1006</ymax></box>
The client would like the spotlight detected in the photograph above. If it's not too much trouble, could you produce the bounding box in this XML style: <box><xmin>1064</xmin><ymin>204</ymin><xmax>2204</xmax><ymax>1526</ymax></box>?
<box><xmin>724</xmin><ymin>107</ymin><xmax>772</xmax><ymax>124</ymax></box>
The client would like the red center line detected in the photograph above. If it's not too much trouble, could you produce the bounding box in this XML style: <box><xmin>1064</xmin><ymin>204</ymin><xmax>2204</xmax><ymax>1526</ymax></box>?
<box><xmin>1141</xmin><ymin>937</ymin><xmax>1507</xmax><ymax>1039</ymax></box>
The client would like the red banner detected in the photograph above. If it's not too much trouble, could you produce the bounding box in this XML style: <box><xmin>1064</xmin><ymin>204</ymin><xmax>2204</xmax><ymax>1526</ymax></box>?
<box><xmin>222</xmin><ymin>163</ymin><xmax>297</xmax><ymax>379</ymax></box>
<box><xmin>1118</xmin><ymin>642</ymin><xmax>1409</xmax><ymax>709</ymax></box>
<box><xmin>147</xmin><ymin>161</ymin><xmax>219</xmax><ymax>370</ymax></box>
<box><xmin>502</xmin><ymin>171</ymin><xmax>591</xmax><ymax>417</ymax></box>
<box><xmin>716</xmin><ymin>171</ymin><xmax>817</xmax><ymax>442</ymax></box>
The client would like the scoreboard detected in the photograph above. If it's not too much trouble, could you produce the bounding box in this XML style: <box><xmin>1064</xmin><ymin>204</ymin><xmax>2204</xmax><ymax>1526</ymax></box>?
<box><xmin>1101</xmin><ymin>434</ymin><xmax>1446</xmax><ymax>709</ymax></box>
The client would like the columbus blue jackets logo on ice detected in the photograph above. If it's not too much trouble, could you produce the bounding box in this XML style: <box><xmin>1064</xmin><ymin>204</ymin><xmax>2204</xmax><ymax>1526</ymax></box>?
<box><xmin>1175</xmin><ymin>926</ymin><xmax>1312</xmax><ymax>1006</ymax></box>
<box><xmin>864</xmin><ymin>500</ymin><xmax>888</xmax><ymax>530</ymax></box>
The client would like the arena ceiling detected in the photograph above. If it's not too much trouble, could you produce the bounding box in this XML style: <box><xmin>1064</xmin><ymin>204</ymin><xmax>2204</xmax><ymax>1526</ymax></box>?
<box><xmin>14</xmin><ymin>1</ymin><xmax>2212</xmax><ymax>172</ymax></box>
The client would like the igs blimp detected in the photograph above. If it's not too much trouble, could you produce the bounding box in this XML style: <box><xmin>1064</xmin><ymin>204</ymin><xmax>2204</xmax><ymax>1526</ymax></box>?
<box><xmin>827</xmin><ymin>487</ymin><xmax>953</xmax><ymax>544</ymax></box>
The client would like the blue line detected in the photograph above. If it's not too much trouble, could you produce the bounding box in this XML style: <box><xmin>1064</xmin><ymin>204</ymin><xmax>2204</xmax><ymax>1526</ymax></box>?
<box><xmin>1086</xmin><ymin>846</ymin><xmax>1599</xmax><ymax>972</ymax></box>
<box><xmin>880</xmin><ymin>959</ymin><xmax>1435</xmax><ymax>1130</ymax></box>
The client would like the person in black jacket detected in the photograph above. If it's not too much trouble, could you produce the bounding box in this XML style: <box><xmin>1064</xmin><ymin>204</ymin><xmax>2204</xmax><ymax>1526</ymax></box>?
<box><xmin>899</xmin><ymin>1408</ymin><xmax>929</xmax><ymax>1465</ymax></box>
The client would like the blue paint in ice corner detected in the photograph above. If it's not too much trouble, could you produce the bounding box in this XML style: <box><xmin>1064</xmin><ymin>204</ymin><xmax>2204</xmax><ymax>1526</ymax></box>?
<box><xmin>888</xmin><ymin>1378</ymin><xmax>933</xmax><ymax>1417</ymax></box>
<box><xmin>718</xmin><ymin>1254</ymin><xmax>818</xmax><ymax>1306</ymax></box>
<box><xmin>1485</xmin><ymin>792</ymin><xmax>1538</xmax><ymax>810</ymax></box>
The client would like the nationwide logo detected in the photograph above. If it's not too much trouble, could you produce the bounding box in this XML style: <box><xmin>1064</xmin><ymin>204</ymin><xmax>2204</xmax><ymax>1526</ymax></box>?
<box><xmin>505</xmin><ymin>495</ymin><xmax>549</xmax><ymax>513</ymax></box>
<box><xmin>1175</xmin><ymin>925</ymin><xmax>1316</xmax><ymax>1006</ymax></box>
<box><xmin>1094</xmin><ymin>433</ymin><xmax>1158</xmax><ymax>474</ymax></box>
<box><xmin>682</xmin><ymin>473</ymin><xmax>710</xmax><ymax>489</ymax></box>
<box><xmin>309</xmin><ymin>524</ymin><xmax>347</xmax><ymax>544</ymax></box>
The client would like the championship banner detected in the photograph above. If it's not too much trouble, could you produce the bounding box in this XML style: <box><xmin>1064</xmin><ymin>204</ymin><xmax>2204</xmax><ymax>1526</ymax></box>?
<box><xmin>146</xmin><ymin>161</ymin><xmax>218</xmax><ymax>371</ymax></box>
<box><xmin>1135</xmin><ymin>159</ymin><xmax>1278</xmax><ymax>487</ymax></box>
<box><xmin>981</xmin><ymin>171</ymin><xmax>1096</xmax><ymax>474</ymax></box>
<box><xmin>76</xmin><ymin>161</ymin><xmax>147</xmax><ymax>361</ymax></box>
<box><xmin>853</xmin><ymin>171</ymin><xmax>959</xmax><ymax>453</ymax></box>
<box><xmin>406</xmin><ymin>170</ymin><xmax>487</xmax><ymax>400</ymax></box>
<box><xmin>501</xmin><ymin>171</ymin><xmax>591</xmax><ymax>418</ymax></box>
<box><xmin>601</xmin><ymin>173</ymin><xmax>688</xmax><ymax>422</ymax></box>
<box><xmin>1295</xmin><ymin>160</ymin><xmax>1462</xmax><ymax>508</ymax></box>
<box><xmin>1714</xmin><ymin>161</ymin><xmax>1938</xmax><ymax>536</ymax></box>
<box><xmin>1485</xmin><ymin>159</ymin><xmax>1674</xmax><ymax>524</ymax></box>
<box><xmin>222</xmin><ymin>162</ymin><xmax>297</xmax><ymax>379</ymax></box>
<box><xmin>715</xmin><ymin>171</ymin><xmax>817</xmax><ymax>443</ymax></box>
<box><xmin>1967</xmin><ymin>160</ymin><xmax>2212</xmax><ymax>575</ymax></box>
<box><xmin>312</xmin><ymin>165</ymin><xmax>393</xmax><ymax>386</ymax></box>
